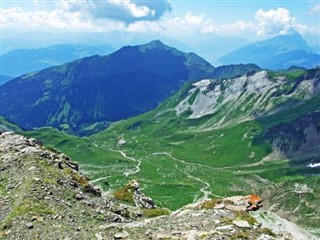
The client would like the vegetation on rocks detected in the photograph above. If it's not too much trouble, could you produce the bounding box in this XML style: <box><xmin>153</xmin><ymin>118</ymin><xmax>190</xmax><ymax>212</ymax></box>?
<box><xmin>1</xmin><ymin>131</ymin><xmax>293</xmax><ymax>240</ymax></box>
<box><xmin>113</xmin><ymin>183</ymin><xmax>135</xmax><ymax>204</ymax></box>
<box><xmin>142</xmin><ymin>208</ymin><xmax>170</xmax><ymax>218</ymax></box>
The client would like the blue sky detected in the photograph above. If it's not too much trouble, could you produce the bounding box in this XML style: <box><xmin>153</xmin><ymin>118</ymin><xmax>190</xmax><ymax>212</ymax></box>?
<box><xmin>1</xmin><ymin>0</ymin><xmax>319</xmax><ymax>55</ymax></box>
<box><xmin>2</xmin><ymin>1</ymin><xmax>319</xmax><ymax>35</ymax></box>
<box><xmin>172</xmin><ymin>1</ymin><xmax>318</xmax><ymax>24</ymax></box>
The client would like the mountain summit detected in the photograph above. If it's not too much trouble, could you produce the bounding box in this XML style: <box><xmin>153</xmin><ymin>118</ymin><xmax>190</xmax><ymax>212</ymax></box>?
<box><xmin>0</xmin><ymin>40</ymin><xmax>214</xmax><ymax>135</ymax></box>
<box><xmin>219</xmin><ymin>33</ymin><xmax>320</xmax><ymax>69</ymax></box>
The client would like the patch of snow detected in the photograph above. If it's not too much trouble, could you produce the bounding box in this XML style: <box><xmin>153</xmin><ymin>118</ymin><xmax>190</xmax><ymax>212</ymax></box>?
<box><xmin>118</xmin><ymin>139</ymin><xmax>126</xmax><ymax>146</ymax></box>
<box><xmin>193</xmin><ymin>79</ymin><xmax>211</xmax><ymax>87</ymax></box>
<box><xmin>307</xmin><ymin>162</ymin><xmax>320</xmax><ymax>168</ymax></box>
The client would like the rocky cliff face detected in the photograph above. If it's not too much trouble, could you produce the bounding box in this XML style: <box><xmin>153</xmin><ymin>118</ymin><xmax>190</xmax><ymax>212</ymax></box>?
<box><xmin>175</xmin><ymin>69</ymin><xmax>320</xmax><ymax>129</ymax></box>
<box><xmin>0</xmin><ymin>131</ymin><xmax>314</xmax><ymax>239</ymax></box>
<box><xmin>0</xmin><ymin>131</ymin><xmax>111</xmax><ymax>239</ymax></box>
<box><xmin>264</xmin><ymin>111</ymin><xmax>320</xmax><ymax>160</ymax></box>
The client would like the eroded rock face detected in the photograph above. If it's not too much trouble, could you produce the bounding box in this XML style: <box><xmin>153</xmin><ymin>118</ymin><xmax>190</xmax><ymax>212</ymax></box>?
<box><xmin>113</xmin><ymin>179</ymin><xmax>157</xmax><ymax>209</ymax></box>
<box><xmin>98</xmin><ymin>197</ymin><xmax>278</xmax><ymax>240</ymax></box>
<box><xmin>131</xmin><ymin>180</ymin><xmax>157</xmax><ymax>209</ymax></box>
<box><xmin>0</xmin><ymin>131</ymin><xmax>114</xmax><ymax>239</ymax></box>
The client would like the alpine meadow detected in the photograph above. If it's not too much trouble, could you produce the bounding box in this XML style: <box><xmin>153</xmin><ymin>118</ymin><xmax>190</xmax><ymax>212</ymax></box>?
<box><xmin>1</xmin><ymin>1</ymin><xmax>320</xmax><ymax>239</ymax></box>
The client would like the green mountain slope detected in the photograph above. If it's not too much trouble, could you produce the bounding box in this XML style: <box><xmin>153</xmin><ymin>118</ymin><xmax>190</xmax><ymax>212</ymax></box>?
<box><xmin>0</xmin><ymin>116</ymin><xmax>23</xmax><ymax>133</ymax></box>
<box><xmin>0</xmin><ymin>40</ymin><xmax>214</xmax><ymax>135</ymax></box>
<box><xmin>22</xmin><ymin>68</ymin><xmax>320</xmax><ymax>237</ymax></box>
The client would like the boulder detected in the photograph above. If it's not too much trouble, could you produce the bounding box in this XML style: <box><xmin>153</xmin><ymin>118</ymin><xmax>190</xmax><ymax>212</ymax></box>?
<box><xmin>114</xmin><ymin>231</ymin><xmax>129</xmax><ymax>239</ymax></box>
<box><xmin>233</xmin><ymin>220</ymin><xmax>251</xmax><ymax>228</ymax></box>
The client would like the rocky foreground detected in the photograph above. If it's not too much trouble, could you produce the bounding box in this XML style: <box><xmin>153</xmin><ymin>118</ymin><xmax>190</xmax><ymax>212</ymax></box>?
<box><xmin>0</xmin><ymin>131</ymin><xmax>312</xmax><ymax>239</ymax></box>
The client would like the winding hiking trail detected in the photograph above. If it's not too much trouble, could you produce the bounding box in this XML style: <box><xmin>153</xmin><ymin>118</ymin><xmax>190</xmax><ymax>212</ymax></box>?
<box><xmin>109</xmin><ymin>148</ymin><xmax>141</xmax><ymax>177</ymax></box>
<box><xmin>152</xmin><ymin>152</ymin><xmax>221</xmax><ymax>201</ymax></box>
<box><xmin>187</xmin><ymin>174</ymin><xmax>212</xmax><ymax>202</ymax></box>
<box><xmin>91</xmin><ymin>175</ymin><xmax>110</xmax><ymax>184</ymax></box>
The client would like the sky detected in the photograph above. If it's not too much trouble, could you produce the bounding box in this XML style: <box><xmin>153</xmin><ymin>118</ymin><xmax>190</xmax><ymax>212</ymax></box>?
<box><xmin>1</xmin><ymin>0</ymin><xmax>320</xmax><ymax>58</ymax></box>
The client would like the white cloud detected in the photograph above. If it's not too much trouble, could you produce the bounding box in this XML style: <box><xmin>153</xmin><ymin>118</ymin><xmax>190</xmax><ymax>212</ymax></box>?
<box><xmin>255</xmin><ymin>8</ymin><xmax>296</xmax><ymax>35</ymax></box>
<box><xmin>113</xmin><ymin>1</ymin><xmax>155</xmax><ymax>18</ymax></box>
<box><xmin>157</xmin><ymin>13</ymin><xmax>253</xmax><ymax>36</ymax></box>
<box><xmin>1</xmin><ymin>4</ymin><xmax>317</xmax><ymax>39</ymax></box>
<box><xmin>62</xmin><ymin>0</ymin><xmax>171</xmax><ymax>24</ymax></box>
<box><xmin>127</xmin><ymin>20</ymin><xmax>163</xmax><ymax>33</ymax></box>
<box><xmin>254</xmin><ymin>7</ymin><xmax>318</xmax><ymax>36</ymax></box>
<box><xmin>0</xmin><ymin>7</ymin><xmax>124</xmax><ymax>32</ymax></box>
<box><xmin>185</xmin><ymin>12</ymin><xmax>205</xmax><ymax>25</ymax></box>
<box><xmin>127</xmin><ymin>9</ymin><xmax>314</xmax><ymax>38</ymax></box>
<box><xmin>310</xmin><ymin>4</ymin><xmax>320</xmax><ymax>14</ymax></box>
<box><xmin>126</xmin><ymin>9</ymin><xmax>315</xmax><ymax>38</ymax></box>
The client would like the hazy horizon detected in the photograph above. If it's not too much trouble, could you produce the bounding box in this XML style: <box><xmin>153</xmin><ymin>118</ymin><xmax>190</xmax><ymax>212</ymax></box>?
<box><xmin>1</xmin><ymin>1</ymin><xmax>320</xmax><ymax>62</ymax></box>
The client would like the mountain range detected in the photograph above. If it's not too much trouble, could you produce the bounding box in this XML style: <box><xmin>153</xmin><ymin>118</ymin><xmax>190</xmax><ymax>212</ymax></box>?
<box><xmin>2</xmin><ymin>30</ymin><xmax>251</xmax><ymax>65</ymax></box>
<box><xmin>0</xmin><ymin>40</ymin><xmax>215</xmax><ymax>135</ymax></box>
<box><xmin>1</xmin><ymin>38</ymin><xmax>320</xmax><ymax>238</ymax></box>
<box><xmin>0</xmin><ymin>75</ymin><xmax>12</xmax><ymax>86</ymax></box>
<box><xmin>0</xmin><ymin>44</ymin><xmax>114</xmax><ymax>78</ymax></box>
<box><xmin>219</xmin><ymin>33</ymin><xmax>320</xmax><ymax>70</ymax></box>
<box><xmin>18</xmin><ymin>66</ymin><xmax>320</xmax><ymax>236</ymax></box>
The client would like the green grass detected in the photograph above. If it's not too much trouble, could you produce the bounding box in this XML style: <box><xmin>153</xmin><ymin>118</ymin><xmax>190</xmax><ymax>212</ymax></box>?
<box><xmin>22</xmin><ymin>68</ymin><xmax>320</xmax><ymax>214</ymax></box>
<box><xmin>258</xmin><ymin>94</ymin><xmax>320</xmax><ymax>128</ymax></box>
<box><xmin>0</xmin><ymin>116</ymin><xmax>23</xmax><ymax>133</ymax></box>
<box><xmin>5</xmin><ymin>200</ymin><xmax>55</xmax><ymax>225</ymax></box>
<box><xmin>267</xmin><ymin>69</ymin><xmax>306</xmax><ymax>81</ymax></box>
<box><xmin>234</xmin><ymin>211</ymin><xmax>257</xmax><ymax>225</ymax></box>
<box><xmin>113</xmin><ymin>183</ymin><xmax>135</xmax><ymax>204</ymax></box>
<box><xmin>23</xmin><ymin>107</ymin><xmax>319</xmax><ymax>211</ymax></box>
<box><xmin>142</xmin><ymin>208</ymin><xmax>170</xmax><ymax>218</ymax></box>
<box><xmin>24</xmin><ymin>118</ymin><xmax>273</xmax><ymax>210</ymax></box>
<box><xmin>188</xmin><ymin>88</ymin><xmax>200</xmax><ymax>105</ymax></box>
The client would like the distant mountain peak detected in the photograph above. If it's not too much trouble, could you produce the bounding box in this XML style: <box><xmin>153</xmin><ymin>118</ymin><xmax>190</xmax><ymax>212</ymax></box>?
<box><xmin>271</xmin><ymin>32</ymin><xmax>312</xmax><ymax>51</ymax></box>
<box><xmin>0</xmin><ymin>41</ymin><xmax>214</xmax><ymax>134</ymax></box>
<box><xmin>219</xmin><ymin>33</ymin><xmax>320</xmax><ymax>69</ymax></box>
<box><xmin>147</xmin><ymin>39</ymin><xmax>165</xmax><ymax>46</ymax></box>
<box><xmin>138</xmin><ymin>39</ymin><xmax>173</xmax><ymax>52</ymax></box>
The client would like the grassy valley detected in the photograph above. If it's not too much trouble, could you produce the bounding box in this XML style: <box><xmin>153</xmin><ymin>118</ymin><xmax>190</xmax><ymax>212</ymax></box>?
<box><xmin>21</xmin><ymin>68</ymin><xmax>320</xmax><ymax>237</ymax></box>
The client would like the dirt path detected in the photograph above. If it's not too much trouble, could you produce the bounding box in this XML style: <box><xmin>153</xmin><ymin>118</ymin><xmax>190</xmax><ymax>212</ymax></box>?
<box><xmin>109</xmin><ymin>148</ymin><xmax>141</xmax><ymax>177</ymax></box>
<box><xmin>151</xmin><ymin>152</ymin><xmax>221</xmax><ymax>201</ymax></box>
